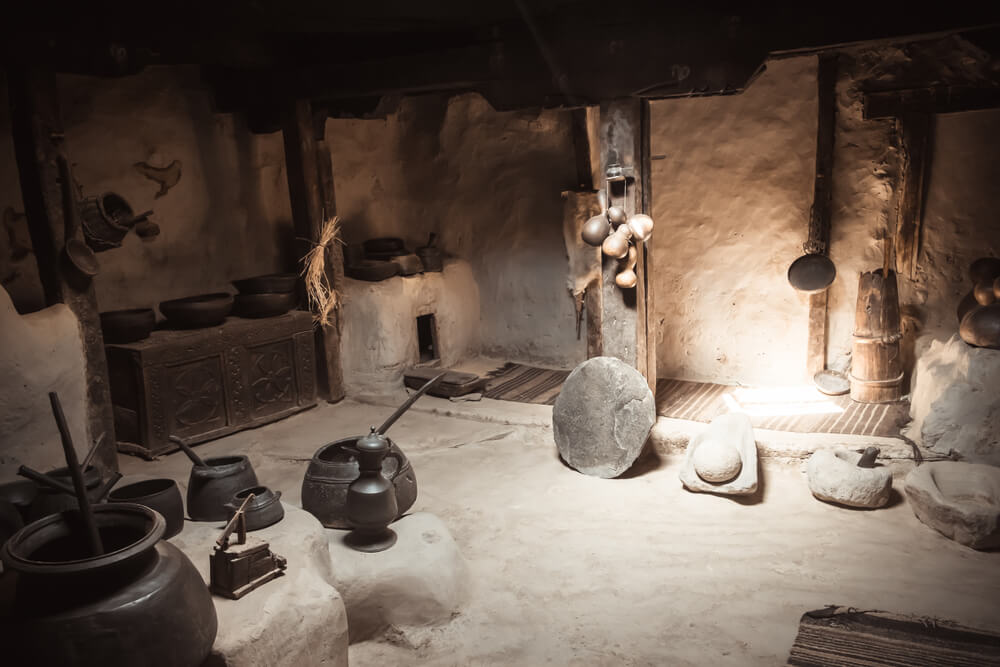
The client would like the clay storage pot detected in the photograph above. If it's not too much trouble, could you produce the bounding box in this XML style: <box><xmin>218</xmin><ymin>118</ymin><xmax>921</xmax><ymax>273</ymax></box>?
<box><xmin>80</xmin><ymin>192</ymin><xmax>134</xmax><ymax>251</ymax></box>
<box><xmin>345</xmin><ymin>259</ymin><xmax>400</xmax><ymax>282</ymax></box>
<box><xmin>224</xmin><ymin>486</ymin><xmax>284</xmax><ymax>531</ymax></box>
<box><xmin>187</xmin><ymin>455</ymin><xmax>259</xmax><ymax>522</ymax></box>
<box><xmin>159</xmin><ymin>292</ymin><xmax>233</xmax><ymax>328</ymax></box>
<box><xmin>363</xmin><ymin>237</ymin><xmax>406</xmax><ymax>260</ymax></box>
<box><xmin>27</xmin><ymin>465</ymin><xmax>103</xmax><ymax>521</ymax></box>
<box><xmin>301</xmin><ymin>436</ymin><xmax>417</xmax><ymax>529</ymax></box>
<box><xmin>100</xmin><ymin>308</ymin><xmax>156</xmax><ymax>344</ymax></box>
<box><xmin>108</xmin><ymin>478</ymin><xmax>185</xmax><ymax>539</ymax></box>
<box><xmin>960</xmin><ymin>303</ymin><xmax>1000</xmax><ymax>349</ymax></box>
<box><xmin>232</xmin><ymin>272</ymin><xmax>298</xmax><ymax>294</ymax></box>
<box><xmin>0</xmin><ymin>503</ymin><xmax>217</xmax><ymax>667</ymax></box>
<box><xmin>233</xmin><ymin>291</ymin><xmax>298</xmax><ymax>318</ymax></box>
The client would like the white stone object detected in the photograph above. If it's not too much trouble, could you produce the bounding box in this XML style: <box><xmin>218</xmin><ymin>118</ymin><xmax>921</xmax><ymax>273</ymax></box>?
<box><xmin>806</xmin><ymin>448</ymin><xmax>892</xmax><ymax>508</ymax></box>
<box><xmin>327</xmin><ymin>512</ymin><xmax>470</xmax><ymax>642</ymax></box>
<box><xmin>171</xmin><ymin>503</ymin><xmax>349</xmax><ymax>667</ymax></box>
<box><xmin>904</xmin><ymin>461</ymin><xmax>1000</xmax><ymax>550</ymax></box>
<box><xmin>692</xmin><ymin>439</ymin><xmax>742</xmax><ymax>483</ymax></box>
<box><xmin>552</xmin><ymin>356</ymin><xmax>656</xmax><ymax>478</ymax></box>
<box><xmin>680</xmin><ymin>413</ymin><xmax>758</xmax><ymax>495</ymax></box>
<box><xmin>905</xmin><ymin>334</ymin><xmax>1000</xmax><ymax>466</ymax></box>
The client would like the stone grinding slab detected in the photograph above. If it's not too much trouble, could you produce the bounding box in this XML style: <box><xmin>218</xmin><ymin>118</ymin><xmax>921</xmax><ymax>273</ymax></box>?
<box><xmin>552</xmin><ymin>356</ymin><xmax>656</xmax><ymax>478</ymax></box>
<box><xmin>679</xmin><ymin>412</ymin><xmax>759</xmax><ymax>495</ymax></box>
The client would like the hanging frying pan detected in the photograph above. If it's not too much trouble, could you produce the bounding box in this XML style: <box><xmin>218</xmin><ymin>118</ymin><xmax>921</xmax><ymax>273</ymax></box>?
<box><xmin>788</xmin><ymin>252</ymin><xmax>836</xmax><ymax>293</ymax></box>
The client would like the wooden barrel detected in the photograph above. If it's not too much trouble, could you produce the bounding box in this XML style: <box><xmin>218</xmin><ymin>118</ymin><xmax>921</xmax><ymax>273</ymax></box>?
<box><xmin>850</xmin><ymin>269</ymin><xmax>903</xmax><ymax>403</ymax></box>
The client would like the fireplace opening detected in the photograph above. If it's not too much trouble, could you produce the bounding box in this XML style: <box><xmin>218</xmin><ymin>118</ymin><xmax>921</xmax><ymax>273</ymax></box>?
<box><xmin>417</xmin><ymin>313</ymin><xmax>439</xmax><ymax>362</ymax></box>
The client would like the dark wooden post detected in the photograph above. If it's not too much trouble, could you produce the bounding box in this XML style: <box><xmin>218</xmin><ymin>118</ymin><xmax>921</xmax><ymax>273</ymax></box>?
<box><xmin>591</xmin><ymin>98</ymin><xmax>655</xmax><ymax>389</ymax></box>
<box><xmin>893</xmin><ymin>113</ymin><xmax>932</xmax><ymax>280</ymax></box>
<box><xmin>8</xmin><ymin>67</ymin><xmax>118</xmax><ymax>471</ymax></box>
<box><xmin>282</xmin><ymin>99</ymin><xmax>345</xmax><ymax>402</ymax></box>
<box><xmin>806</xmin><ymin>54</ymin><xmax>838</xmax><ymax>377</ymax></box>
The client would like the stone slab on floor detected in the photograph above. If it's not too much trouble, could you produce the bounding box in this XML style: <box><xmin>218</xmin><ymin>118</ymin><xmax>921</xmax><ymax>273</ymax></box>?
<box><xmin>328</xmin><ymin>511</ymin><xmax>469</xmax><ymax>642</ymax></box>
<box><xmin>680</xmin><ymin>413</ymin><xmax>758</xmax><ymax>495</ymax></box>
<box><xmin>552</xmin><ymin>356</ymin><xmax>656</xmax><ymax>478</ymax></box>
<box><xmin>170</xmin><ymin>503</ymin><xmax>349</xmax><ymax>667</ymax></box>
<box><xmin>904</xmin><ymin>461</ymin><xmax>1000</xmax><ymax>550</ymax></box>
<box><xmin>806</xmin><ymin>448</ymin><xmax>892</xmax><ymax>508</ymax></box>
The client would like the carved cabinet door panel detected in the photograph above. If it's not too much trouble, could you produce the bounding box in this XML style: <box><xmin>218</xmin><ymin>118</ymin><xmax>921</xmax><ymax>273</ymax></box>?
<box><xmin>164</xmin><ymin>354</ymin><xmax>228</xmax><ymax>438</ymax></box>
<box><xmin>245</xmin><ymin>340</ymin><xmax>299</xmax><ymax>420</ymax></box>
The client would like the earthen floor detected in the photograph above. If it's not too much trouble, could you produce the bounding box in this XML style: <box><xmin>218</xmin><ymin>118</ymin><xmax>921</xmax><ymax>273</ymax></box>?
<box><xmin>121</xmin><ymin>397</ymin><xmax>1000</xmax><ymax>666</ymax></box>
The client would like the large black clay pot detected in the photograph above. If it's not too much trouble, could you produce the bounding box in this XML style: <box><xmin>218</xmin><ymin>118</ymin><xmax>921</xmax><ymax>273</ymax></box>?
<box><xmin>0</xmin><ymin>504</ymin><xmax>217</xmax><ymax>667</ymax></box>
<box><xmin>108</xmin><ymin>478</ymin><xmax>185</xmax><ymax>539</ymax></box>
<box><xmin>26</xmin><ymin>465</ymin><xmax>103</xmax><ymax>521</ymax></box>
<box><xmin>301</xmin><ymin>436</ymin><xmax>417</xmax><ymax>529</ymax></box>
<box><xmin>187</xmin><ymin>455</ymin><xmax>258</xmax><ymax>522</ymax></box>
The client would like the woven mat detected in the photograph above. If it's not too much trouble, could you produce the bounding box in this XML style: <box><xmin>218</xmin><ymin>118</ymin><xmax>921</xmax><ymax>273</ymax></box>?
<box><xmin>788</xmin><ymin>606</ymin><xmax>1000</xmax><ymax>666</ymax></box>
<box><xmin>656</xmin><ymin>379</ymin><xmax>910</xmax><ymax>438</ymax></box>
<box><xmin>483</xmin><ymin>363</ymin><xmax>570</xmax><ymax>405</ymax></box>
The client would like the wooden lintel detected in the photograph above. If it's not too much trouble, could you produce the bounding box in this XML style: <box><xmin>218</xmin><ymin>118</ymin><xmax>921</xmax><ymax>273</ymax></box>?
<box><xmin>282</xmin><ymin>99</ymin><xmax>345</xmax><ymax>402</ymax></box>
<box><xmin>894</xmin><ymin>113</ymin><xmax>932</xmax><ymax>279</ymax></box>
<box><xmin>863</xmin><ymin>85</ymin><xmax>1000</xmax><ymax>120</ymax></box>
<box><xmin>8</xmin><ymin>67</ymin><xmax>118</xmax><ymax>471</ymax></box>
<box><xmin>806</xmin><ymin>53</ymin><xmax>838</xmax><ymax>377</ymax></box>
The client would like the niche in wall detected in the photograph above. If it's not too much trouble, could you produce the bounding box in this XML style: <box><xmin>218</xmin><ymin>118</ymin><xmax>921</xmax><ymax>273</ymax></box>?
<box><xmin>417</xmin><ymin>313</ymin><xmax>439</xmax><ymax>363</ymax></box>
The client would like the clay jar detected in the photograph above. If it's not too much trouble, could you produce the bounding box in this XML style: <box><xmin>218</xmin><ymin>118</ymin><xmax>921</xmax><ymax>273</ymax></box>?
<box><xmin>27</xmin><ymin>465</ymin><xmax>103</xmax><ymax>521</ymax></box>
<box><xmin>0</xmin><ymin>504</ymin><xmax>217</xmax><ymax>667</ymax></box>
<box><xmin>301</xmin><ymin>436</ymin><xmax>417</xmax><ymax>529</ymax></box>
<box><xmin>187</xmin><ymin>455</ymin><xmax>258</xmax><ymax>522</ymax></box>
<box><xmin>108</xmin><ymin>478</ymin><xmax>185</xmax><ymax>539</ymax></box>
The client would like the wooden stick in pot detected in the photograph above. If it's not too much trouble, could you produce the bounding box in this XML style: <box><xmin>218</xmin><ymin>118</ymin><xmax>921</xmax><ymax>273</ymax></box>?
<box><xmin>49</xmin><ymin>392</ymin><xmax>104</xmax><ymax>556</ymax></box>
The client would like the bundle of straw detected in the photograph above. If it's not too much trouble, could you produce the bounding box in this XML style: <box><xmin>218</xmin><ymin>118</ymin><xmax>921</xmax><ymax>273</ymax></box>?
<box><xmin>301</xmin><ymin>216</ymin><xmax>342</xmax><ymax>327</ymax></box>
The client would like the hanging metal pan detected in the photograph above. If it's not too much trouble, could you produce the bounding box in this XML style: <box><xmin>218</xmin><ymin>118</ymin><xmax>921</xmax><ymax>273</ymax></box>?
<box><xmin>787</xmin><ymin>252</ymin><xmax>836</xmax><ymax>294</ymax></box>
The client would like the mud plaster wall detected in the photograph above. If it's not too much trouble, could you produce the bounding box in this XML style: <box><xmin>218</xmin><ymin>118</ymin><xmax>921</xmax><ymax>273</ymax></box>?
<box><xmin>325</xmin><ymin>94</ymin><xmax>584</xmax><ymax>369</ymax></box>
<box><xmin>649</xmin><ymin>56</ymin><xmax>818</xmax><ymax>385</ymax></box>
<box><xmin>649</xmin><ymin>46</ymin><xmax>1000</xmax><ymax>386</ymax></box>
<box><xmin>0</xmin><ymin>66</ymin><xmax>294</xmax><ymax>316</ymax></box>
<box><xmin>0</xmin><ymin>286</ymin><xmax>89</xmax><ymax>471</ymax></box>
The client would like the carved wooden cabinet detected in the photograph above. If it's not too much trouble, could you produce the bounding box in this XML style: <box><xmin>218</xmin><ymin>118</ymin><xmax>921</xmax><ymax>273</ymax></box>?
<box><xmin>106</xmin><ymin>311</ymin><xmax>317</xmax><ymax>457</ymax></box>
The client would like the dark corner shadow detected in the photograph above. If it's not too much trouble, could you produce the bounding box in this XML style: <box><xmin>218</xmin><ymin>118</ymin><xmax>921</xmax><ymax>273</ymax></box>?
<box><xmin>553</xmin><ymin>442</ymin><xmax>666</xmax><ymax>479</ymax></box>
<box><xmin>618</xmin><ymin>446</ymin><xmax>665</xmax><ymax>479</ymax></box>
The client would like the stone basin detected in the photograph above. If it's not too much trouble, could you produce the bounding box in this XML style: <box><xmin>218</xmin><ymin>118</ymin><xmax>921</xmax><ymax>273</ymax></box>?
<box><xmin>904</xmin><ymin>461</ymin><xmax>1000</xmax><ymax>550</ymax></box>
<box><xmin>806</xmin><ymin>448</ymin><xmax>892</xmax><ymax>509</ymax></box>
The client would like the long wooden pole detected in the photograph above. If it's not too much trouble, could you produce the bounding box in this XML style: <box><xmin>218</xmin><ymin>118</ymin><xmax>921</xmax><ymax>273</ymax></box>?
<box><xmin>50</xmin><ymin>392</ymin><xmax>104</xmax><ymax>556</ymax></box>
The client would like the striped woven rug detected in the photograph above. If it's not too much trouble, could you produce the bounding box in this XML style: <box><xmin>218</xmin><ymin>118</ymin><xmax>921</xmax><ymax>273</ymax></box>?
<box><xmin>483</xmin><ymin>363</ymin><xmax>570</xmax><ymax>405</ymax></box>
<box><xmin>656</xmin><ymin>379</ymin><xmax>909</xmax><ymax>438</ymax></box>
<box><xmin>787</xmin><ymin>607</ymin><xmax>1000</xmax><ymax>666</ymax></box>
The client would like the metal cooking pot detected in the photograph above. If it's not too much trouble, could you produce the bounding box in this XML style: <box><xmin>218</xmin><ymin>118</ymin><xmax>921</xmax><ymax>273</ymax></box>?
<box><xmin>301</xmin><ymin>436</ymin><xmax>416</xmax><ymax>529</ymax></box>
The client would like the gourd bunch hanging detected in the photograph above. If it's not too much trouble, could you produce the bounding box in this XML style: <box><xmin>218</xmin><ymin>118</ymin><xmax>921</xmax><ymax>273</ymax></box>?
<box><xmin>580</xmin><ymin>189</ymin><xmax>654</xmax><ymax>289</ymax></box>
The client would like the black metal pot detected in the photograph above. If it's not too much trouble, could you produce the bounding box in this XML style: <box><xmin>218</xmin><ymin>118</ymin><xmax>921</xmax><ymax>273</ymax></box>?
<box><xmin>108</xmin><ymin>478</ymin><xmax>185</xmax><ymax>539</ymax></box>
<box><xmin>187</xmin><ymin>455</ymin><xmax>258</xmax><ymax>522</ymax></box>
<box><xmin>224</xmin><ymin>486</ymin><xmax>284</xmax><ymax>531</ymax></box>
<box><xmin>0</xmin><ymin>504</ymin><xmax>217</xmax><ymax>667</ymax></box>
<box><xmin>159</xmin><ymin>292</ymin><xmax>233</xmax><ymax>329</ymax></box>
<box><xmin>301</xmin><ymin>436</ymin><xmax>416</xmax><ymax>529</ymax></box>
<box><xmin>233</xmin><ymin>291</ymin><xmax>298</xmax><ymax>318</ymax></box>
<box><xmin>26</xmin><ymin>465</ymin><xmax>103</xmax><ymax>521</ymax></box>
<box><xmin>100</xmin><ymin>308</ymin><xmax>156</xmax><ymax>344</ymax></box>
<box><xmin>232</xmin><ymin>273</ymin><xmax>299</xmax><ymax>294</ymax></box>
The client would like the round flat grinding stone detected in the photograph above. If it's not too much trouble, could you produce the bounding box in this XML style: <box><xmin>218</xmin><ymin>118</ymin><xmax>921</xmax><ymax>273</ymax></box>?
<box><xmin>552</xmin><ymin>356</ymin><xmax>656</xmax><ymax>478</ymax></box>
